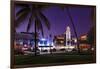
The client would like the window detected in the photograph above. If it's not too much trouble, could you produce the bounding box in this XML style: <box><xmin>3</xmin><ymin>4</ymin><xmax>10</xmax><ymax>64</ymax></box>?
<box><xmin>40</xmin><ymin>41</ymin><xmax>43</xmax><ymax>44</ymax></box>
<box><xmin>44</xmin><ymin>41</ymin><xmax>47</xmax><ymax>45</ymax></box>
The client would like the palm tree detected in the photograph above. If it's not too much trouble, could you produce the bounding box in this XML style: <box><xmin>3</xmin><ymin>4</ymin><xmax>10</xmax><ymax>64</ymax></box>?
<box><xmin>66</xmin><ymin>8</ymin><xmax>80</xmax><ymax>53</ymax></box>
<box><xmin>60</xmin><ymin>6</ymin><xmax>80</xmax><ymax>53</ymax></box>
<box><xmin>87</xmin><ymin>7</ymin><xmax>96</xmax><ymax>50</ymax></box>
<box><xmin>15</xmin><ymin>4</ymin><xmax>51</xmax><ymax>56</ymax></box>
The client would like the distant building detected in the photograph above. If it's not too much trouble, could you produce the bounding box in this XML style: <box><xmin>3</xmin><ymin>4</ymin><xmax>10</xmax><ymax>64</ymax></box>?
<box><xmin>53</xmin><ymin>34</ymin><xmax>65</xmax><ymax>46</ymax></box>
<box><xmin>79</xmin><ymin>34</ymin><xmax>91</xmax><ymax>51</ymax></box>
<box><xmin>53</xmin><ymin>26</ymin><xmax>77</xmax><ymax>47</ymax></box>
<box><xmin>14</xmin><ymin>32</ymin><xmax>37</xmax><ymax>46</ymax></box>
<box><xmin>66</xmin><ymin>26</ymin><xmax>71</xmax><ymax>46</ymax></box>
<box><xmin>79</xmin><ymin>34</ymin><xmax>87</xmax><ymax>41</ymax></box>
<box><xmin>38</xmin><ymin>38</ymin><xmax>53</xmax><ymax>47</ymax></box>
<box><xmin>14</xmin><ymin>32</ymin><xmax>53</xmax><ymax>50</ymax></box>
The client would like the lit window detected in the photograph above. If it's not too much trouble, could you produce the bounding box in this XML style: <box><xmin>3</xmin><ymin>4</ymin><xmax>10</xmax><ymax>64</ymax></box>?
<box><xmin>44</xmin><ymin>41</ymin><xmax>47</xmax><ymax>45</ymax></box>
<box><xmin>40</xmin><ymin>41</ymin><xmax>43</xmax><ymax>44</ymax></box>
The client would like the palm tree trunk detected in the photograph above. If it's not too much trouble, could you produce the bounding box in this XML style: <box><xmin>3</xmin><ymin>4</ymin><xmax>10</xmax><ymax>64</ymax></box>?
<box><xmin>49</xmin><ymin>34</ymin><xmax>52</xmax><ymax>54</ymax></box>
<box><xmin>49</xmin><ymin>43</ymin><xmax>51</xmax><ymax>54</ymax></box>
<box><xmin>66</xmin><ymin>8</ymin><xmax>80</xmax><ymax>53</ymax></box>
<box><xmin>34</xmin><ymin>19</ymin><xmax>37</xmax><ymax>56</ymax></box>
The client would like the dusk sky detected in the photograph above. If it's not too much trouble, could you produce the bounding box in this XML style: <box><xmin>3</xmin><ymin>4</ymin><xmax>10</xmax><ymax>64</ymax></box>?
<box><xmin>15</xmin><ymin>4</ymin><xmax>93</xmax><ymax>39</ymax></box>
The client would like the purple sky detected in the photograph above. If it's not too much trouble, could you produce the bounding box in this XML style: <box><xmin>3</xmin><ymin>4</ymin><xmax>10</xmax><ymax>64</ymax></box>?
<box><xmin>16</xmin><ymin>5</ymin><xmax>93</xmax><ymax>39</ymax></box>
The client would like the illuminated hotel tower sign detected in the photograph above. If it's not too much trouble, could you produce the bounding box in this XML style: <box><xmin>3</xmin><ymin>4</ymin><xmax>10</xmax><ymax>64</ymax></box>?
<box><xmin>66</xmin><ymin>26</ymin><xmax>71</xmax><ymax>46</ymax></box>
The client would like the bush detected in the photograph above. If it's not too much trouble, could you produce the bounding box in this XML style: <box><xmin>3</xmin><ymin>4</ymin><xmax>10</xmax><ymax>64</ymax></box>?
<box><xmin>42</xmin><ymin>50</ymin><xmax>48</xmax><ymax>52</ymax></box>
<box><xmin>50</xmin><ymin>48</ymin><xmax>56</xmax><ymax>52</ymax></box>
<box><xmin>60</xmin><ymin>48</ymin><xmax>66</xmax><ymax>51</ymax></box>
<box><xmin>14</xmin><ymin>49</ymin><xmax>24</xmax><ymax>55</ymax></box>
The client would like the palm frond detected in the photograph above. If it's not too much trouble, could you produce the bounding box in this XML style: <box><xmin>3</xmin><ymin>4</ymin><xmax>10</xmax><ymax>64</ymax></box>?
<box><xmin>38</xmin><ymin>11</ymin><xmax>50</xmax><ymax>30</ymax></box>
<box><xmin>59</xmin><ymin>5</ymin><xmax>66</xmax><ymax>11</ymax></box>
<box><xmin>35</xmin><ymin>15</ymin><xmax>44</xmax><ymax>37</ymax></box>
<box><xmin>27</xmin><ymin>12</ymin><xmax>35</xmax><ymax>32</ymax></box>
<box><xmin>16</xmin><ymin>7</ymin><xmax>30</xmax><ymax>17</ymax></box>
<box><xmin>16</xmin><ymin>4</ymin><xmax>29</xmax><ymax>8</ymax></box>
<box><xmin>16</xmin><ymin>8</ymin><xmax>30</xmax><ymax>28</ymax></box>
<box><xmin>37</xmin><ymin>5</ymin><xmax>50</xmax><ymax>10</ymax></box>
